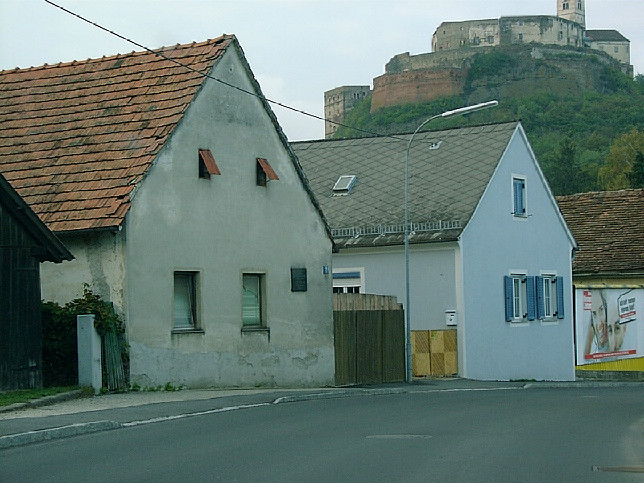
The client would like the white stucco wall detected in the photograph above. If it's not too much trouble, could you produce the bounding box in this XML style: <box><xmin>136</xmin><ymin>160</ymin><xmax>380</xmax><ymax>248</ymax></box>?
<box><xmin>124</xmin><ymin>46</ymin><xmax>334</xmax><ymax>388</ymax></box>
<box><xmin>333</xmin><ymin>244</ymin><xmax>458</xmax><ymax>331</ymax></box>
<box><xmin>459</xmin><ymin>127</ymin><xmax>575</xmax><ymax>381</ymax></box>
<box><xmin>40</xmin><ymin>230</ymin><xmax>127</xmax><ymax>313</ymax></box>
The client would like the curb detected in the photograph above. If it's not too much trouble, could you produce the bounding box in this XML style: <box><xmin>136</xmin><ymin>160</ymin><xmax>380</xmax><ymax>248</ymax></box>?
<box><xmin>0</xmin><ymin>389</ymin><xmax>84</xmax><ymax>414</ymax></box>
<box><xmin>0</xmin><ymin>420</ymin><xmax>121</xmax><ymax>449</ymax></box>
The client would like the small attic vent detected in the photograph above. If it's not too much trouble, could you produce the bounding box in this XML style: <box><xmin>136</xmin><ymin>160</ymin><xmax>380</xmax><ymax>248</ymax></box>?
<box><xmin>333</xmin><ymin>175</ymin><xmax>357</xmax><ymax>196</ymax></box>
<box><xmin>428</xmin><ymin>141</ymin><xmax>443</xmax><ymax>150</ymax></box>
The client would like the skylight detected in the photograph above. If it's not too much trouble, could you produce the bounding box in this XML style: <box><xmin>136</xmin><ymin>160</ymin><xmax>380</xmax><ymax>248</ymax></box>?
<box><xmin>332</xmin><ymin>175</ymin><xmax>357</xmax><ymax>195</ymax></box>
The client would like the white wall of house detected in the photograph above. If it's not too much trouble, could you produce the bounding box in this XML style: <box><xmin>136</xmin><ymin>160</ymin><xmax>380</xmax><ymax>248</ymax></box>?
<box><xmin>41</xmin><ymin>230</ymin><xmax>127</xmax><ymax>311</ymax></box>
<box><xmin>332</xmin><ymin>243</ymin><xmax>458</xmax><ymax>331</ymax></box>
<box><xmin>124</xmin><ymin>46</ymin><xmax>334</xmax><ymax>388</ymax></box>
<box><xmin>459</xmin><ymin>127</ymin><xmax>575</xmax><ymax>381</ymax></box>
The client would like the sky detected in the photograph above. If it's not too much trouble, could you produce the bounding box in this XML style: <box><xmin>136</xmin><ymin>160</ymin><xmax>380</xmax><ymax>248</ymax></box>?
<box><xmin>1</xmin><ymin>0</ymin><xmax>642</xmax><ymax>141</ymax></box>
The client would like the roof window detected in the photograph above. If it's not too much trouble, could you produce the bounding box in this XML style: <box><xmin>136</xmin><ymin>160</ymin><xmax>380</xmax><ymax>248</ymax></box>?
<box><xmin>256</xmin><ymin>158</ymin><xmax>279</xmax><ymax>186</ymax></box>
<box><xmin>332</xmin><ymin>175</ymin><xmax>357</xmax><ymax>196</ymax></box>
<box><xmin>198</xmin><ymin>149</ymin><xmax>220</xmax><ymax>179</ymax></box>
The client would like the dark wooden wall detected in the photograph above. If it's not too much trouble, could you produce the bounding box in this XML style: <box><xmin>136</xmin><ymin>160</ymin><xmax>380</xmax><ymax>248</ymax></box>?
<box><xmin>1</xmin><ymin>202</ymin><xmax>43</xmax><ymax>390</ymax></box>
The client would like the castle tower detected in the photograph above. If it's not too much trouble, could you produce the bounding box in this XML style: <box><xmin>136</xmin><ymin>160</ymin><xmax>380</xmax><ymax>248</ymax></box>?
<box><xmin>557</xmin><ymin>0</ymin><xmax>585</xmax><ymax>28</ymax></box>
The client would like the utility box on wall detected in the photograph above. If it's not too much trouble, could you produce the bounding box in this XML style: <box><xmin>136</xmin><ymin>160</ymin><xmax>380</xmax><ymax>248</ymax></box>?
<box><xmin>445</xmin><ymin>309</ymin><xmax>457</xmax><ymax>326</ymax></box>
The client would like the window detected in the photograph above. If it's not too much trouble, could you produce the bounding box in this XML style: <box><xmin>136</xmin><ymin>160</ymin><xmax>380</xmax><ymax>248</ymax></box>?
<box><xmin>198</xmin><ymin>149</ymin><xmax>220</xmax><ymax>179</ymax></box>
<box><xmin>256</xmin><ymin>157</ymin><xmax>279</xmax><ymax>186</ymax></box>
<box><xmin>333</xmin><ymin>269</ymin><xmax>364</xmax><ymax>294</ymax></box>
<box><xmin>504</xmin><ymin>274</ymin><xmax>536</xmax><ymax>322</ymax></box>
<box><xmin>537</xmin><ymin>275</ymin><xmax>565</xmax><ymax>320</ymax></box>
<box><xmin>174</xmin><ymin>271</ymin><xmax>199</xmax><ymax>330</ymax></box>
<box><xmin>242</xmin><ymin>274</ymin><xmax>265</xmax><ymax>327</ymax></box>
<box><xmin>506</xmin><ymin>274</ymin><xmax>565</xmax><ymax>323</ymax></box>
<box><xmin>562</xmin><ymin>2</ymin><xmax>569</xmax><ymax>10</ymax></box>
<box><xmin>518</xmin><ymin>33</ymin><xmax>523</xmax><ymax>41</ymax></box>
<box><xmin>332</xmin><ymin>175</ymin><xmax>357</xmax><ymax>196</ymax></box>
<box><xmin>512</xmin><ymin>177</ymin><xmax>527</xmax><ymax>217</ymax></box>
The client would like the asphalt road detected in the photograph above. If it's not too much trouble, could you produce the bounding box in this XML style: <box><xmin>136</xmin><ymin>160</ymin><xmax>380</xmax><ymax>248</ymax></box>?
<box><xmin>1</xmin><ymin>385</ymin><xmax>643</xmax><ymax>482</ymax></box>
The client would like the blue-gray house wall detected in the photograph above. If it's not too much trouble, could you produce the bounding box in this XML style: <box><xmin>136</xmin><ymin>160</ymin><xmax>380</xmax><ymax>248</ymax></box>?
<box><xmin>332</xmin><ymin>244</ymin><xmax>457</xmax><ymax>331</ymax></box>
<box><xmin>459</xmin><ymin>126</ymin><xmax>575</xmax><ymax>381</ymax></box>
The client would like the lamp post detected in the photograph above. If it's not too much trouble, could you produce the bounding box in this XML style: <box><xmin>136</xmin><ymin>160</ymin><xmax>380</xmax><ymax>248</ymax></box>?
<box><xmin>404</xmin><ymin>100</ymin><xmax>498</xmax><ymax>383</ymax></box>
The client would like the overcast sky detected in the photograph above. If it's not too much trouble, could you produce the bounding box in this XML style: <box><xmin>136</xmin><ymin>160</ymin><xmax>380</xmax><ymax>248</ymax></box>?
<box><xmin>1</xmin><ymin>0</ymin><xmax>642</xmax><ymax>141</ymax></box>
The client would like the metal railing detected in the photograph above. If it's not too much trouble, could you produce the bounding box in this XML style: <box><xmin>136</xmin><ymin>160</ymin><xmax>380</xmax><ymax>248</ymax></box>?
<box><xmin>331</xmin><ymin>220</ymin><xmax>462</xmax><ymax>238</ymax></box>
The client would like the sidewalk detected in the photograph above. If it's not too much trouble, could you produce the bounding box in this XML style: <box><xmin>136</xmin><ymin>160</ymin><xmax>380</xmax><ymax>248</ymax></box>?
<box><xmin>1</xmin><ymin>378</ymin><xmax>640</xmax><ymax>449</ymax></box>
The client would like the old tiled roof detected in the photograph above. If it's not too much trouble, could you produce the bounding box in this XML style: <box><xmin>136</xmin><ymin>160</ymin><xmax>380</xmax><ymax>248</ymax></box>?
<box><xmin>585</xmin><ymin>30</ymin><xmax>629</xmax><ymax>43</ymax></box>
<box><xmin>293</xmin><ymin>122</ymin><xmax>519</xmax><ymax>248</ymax></box>
<box><xmin>556</xmin><ymin>189</ymin><xmax>644</xmax><ymax>276</ymax></box>
<box><xmin>0</xmin><ymin>35</ymin><xmax>234</xmax><ymax>232</ymax></box>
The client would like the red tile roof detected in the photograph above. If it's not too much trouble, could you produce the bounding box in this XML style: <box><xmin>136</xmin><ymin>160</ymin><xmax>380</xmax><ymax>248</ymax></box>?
<box><xmin>556</xmin><ymin>189</ymin><xmax>644</xmax><ymax>276</ymax></box>
<box><xmin>0</xmin><ymin>35</ymin><xmax>234</xmax><ymax>232</ymax></box>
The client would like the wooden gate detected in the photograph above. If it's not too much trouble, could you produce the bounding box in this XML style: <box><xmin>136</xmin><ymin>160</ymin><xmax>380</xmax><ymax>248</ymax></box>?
<box><xmin>333</xmin><ymin>294</ymin><xmax>405</xmax><ymax>386</ymax></box>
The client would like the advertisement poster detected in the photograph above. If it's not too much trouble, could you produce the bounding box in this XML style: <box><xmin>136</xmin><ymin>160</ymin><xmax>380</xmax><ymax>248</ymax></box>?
<box><xmin>576</xmin><ymin>288</ymin><xmax>642</xmax><ymax>365</ymax></box>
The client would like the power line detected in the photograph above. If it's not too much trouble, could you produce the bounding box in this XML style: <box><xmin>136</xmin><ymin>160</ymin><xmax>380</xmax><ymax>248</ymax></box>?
<box><xmin>43</xmin><ymin>0</ymin><xmax>408</xmax><ymax>141</ymax></box>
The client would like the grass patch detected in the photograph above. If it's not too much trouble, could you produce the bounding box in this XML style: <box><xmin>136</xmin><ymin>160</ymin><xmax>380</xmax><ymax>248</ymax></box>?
<box><xmin>0</xmin><ymin>386</ymin><xmax>78</xmax><ymax>407</ymax></box>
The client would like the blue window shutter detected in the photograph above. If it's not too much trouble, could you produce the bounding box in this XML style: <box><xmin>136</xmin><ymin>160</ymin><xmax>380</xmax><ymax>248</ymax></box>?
<box><xmin>504</xmin><ymin>276</ymin><xmax>513</xmax><ymax>321</ymax></box>
<box><xmin>536</xmin><ymin>276</ymin><xmax>545</xmax><ymax>319</ymax></box>
<box><xmin>513</xmin><ymin>178</ymin><xmax>525</xmax><ymax>215</ymax></box>
<box><xmin>526</xmin><ymin>276</ymin><xmax>536</xmax><ymax>320</ymax></box>
<box><xmin>556</xmin><ymin>276</ymin><xmax>565</xmax><ymax>319</ymax></box>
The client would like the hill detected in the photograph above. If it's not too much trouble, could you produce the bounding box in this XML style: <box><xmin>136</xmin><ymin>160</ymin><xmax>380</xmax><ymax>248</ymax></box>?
<box><xmin>333</xmin><ymin>46</ymin><xmax>644</xmax><ymax>195</ymax></box>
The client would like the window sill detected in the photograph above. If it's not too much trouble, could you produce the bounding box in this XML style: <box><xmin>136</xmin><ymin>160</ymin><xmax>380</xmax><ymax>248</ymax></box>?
<box><xmin>171</xmin><ymin>328</ymin><xmax>205</xmax><ymax>335</ymax></box>
<box><xmin>508</xmin><ymin>320</ymin><xmax>529</xmax><ymax>327</ymax></box>
<box><xmin>241</xmin><ymin>326</ymin><xmax>270</xmax><ymax>334</ymax></box>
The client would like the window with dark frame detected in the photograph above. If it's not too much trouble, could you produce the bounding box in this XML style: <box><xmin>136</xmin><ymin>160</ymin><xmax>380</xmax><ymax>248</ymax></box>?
<box><xmin>242</xmin><ymin>273</ymin><xmax>264</xmax><ymax>327</ymax></box>
<box><xmin>256</xmin><ymin>158</ymin><xmax>279</xmax><ymax>187</ymax></box>
<box><xmin>198</xmin><ymin>149</ymin><xmax>221</xmax><ymax>179</ymax></box>
<box><xmin>174</xmin><ymin>271</ymin><xmax>198</xmax><ymax>330</ymax></box>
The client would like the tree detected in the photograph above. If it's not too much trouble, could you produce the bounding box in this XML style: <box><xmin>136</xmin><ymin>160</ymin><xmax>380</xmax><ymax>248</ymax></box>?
<box><xmin>598</xmin><ymin>128</ymin><xmax>644</xmax><ymax>190</ymax></box>
<box><xmin>628</xmin><ymin>151</ymin><xmax>644</xmax><ymax>188</ymax></box>
<box><xmin>546</xmin><ymin>137</ymin><xmax>593</xmax><ymax>195</ymax></box>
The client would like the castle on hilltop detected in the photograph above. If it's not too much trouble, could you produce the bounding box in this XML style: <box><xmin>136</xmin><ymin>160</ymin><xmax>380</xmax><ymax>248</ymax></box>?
<box><xmin>324</xmin><ymin>0</ymin><xmax>632</xmax><ymax>138</ymax></box>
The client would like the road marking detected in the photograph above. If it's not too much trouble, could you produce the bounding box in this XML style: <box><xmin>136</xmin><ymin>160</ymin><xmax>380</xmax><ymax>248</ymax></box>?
<box><xmin>408</xmin><ymin>387</ymin><xmax>522</xmax><ymax>394</ymax></box>
<box><xmin>366</xmin><ymin>434</ymin><xmax>432</xmax><ymax>439</ymax></box>
<box><xmin>592</xmin><ymin>465</ymin><xmax>644</xmax><ymax>473</ymax></box>
<box><xmin>121</xmin><ymin>403</ymin><xmax>271</xmax><ymax>427</ymax></box>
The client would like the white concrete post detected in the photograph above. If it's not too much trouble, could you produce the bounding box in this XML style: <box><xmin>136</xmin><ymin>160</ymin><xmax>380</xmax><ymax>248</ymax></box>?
<box><xmin>77</xmin><ymin>314</ymin><xmax>102</xmax><ymax>394</ymax></box>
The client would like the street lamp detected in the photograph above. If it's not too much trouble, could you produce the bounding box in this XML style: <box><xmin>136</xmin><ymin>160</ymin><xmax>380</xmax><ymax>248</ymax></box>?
<box><xmin>404</xmin><ymin>100</ymin><xmax>498</xmax><ymax>383</ymax></box>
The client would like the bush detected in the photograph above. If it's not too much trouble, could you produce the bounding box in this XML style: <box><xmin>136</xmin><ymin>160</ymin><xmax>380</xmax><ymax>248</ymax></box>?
<box><xmin>41</xmin><ymin>287</ymin><xmax>126</xmax><ymax>388</ymax></box>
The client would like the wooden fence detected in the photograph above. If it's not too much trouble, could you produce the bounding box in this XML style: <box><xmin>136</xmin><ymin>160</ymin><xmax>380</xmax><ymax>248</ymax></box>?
<box><xmin>333</xmin><ymin>294</ymin><xmax>405</xmax><ymax>386</ymax></box>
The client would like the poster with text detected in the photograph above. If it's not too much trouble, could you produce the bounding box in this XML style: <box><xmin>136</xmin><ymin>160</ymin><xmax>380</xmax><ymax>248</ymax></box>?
<box><xmin>575</xmin><ymin>288</ymin><xmax>642</xmax><ymax>365</ymax></box>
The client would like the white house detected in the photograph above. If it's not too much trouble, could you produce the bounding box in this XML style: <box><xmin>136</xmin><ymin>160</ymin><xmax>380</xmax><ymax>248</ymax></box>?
<box><xmin>294</xmin><ymin>122</ymin><xmax>577</xmax><ymax>381</ymax></box>
<box><xmin>0</xmin><ymin>35</ymin><xmax>335</xmax><ymax>388</ymax></box>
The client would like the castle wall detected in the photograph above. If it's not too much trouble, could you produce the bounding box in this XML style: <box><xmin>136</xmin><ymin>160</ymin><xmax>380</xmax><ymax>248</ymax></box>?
<box><xmin>371</xmin><ymin>68</ymin><xmax>467</xmax><ymax>111</ymax></box>
<box><xmin>432</xmin><ymin>16</ymin><xmax>583</xmax><ymax>53</ymax></box>
<box><xmin>324</xmin><ymin>85</ymin><xmax>370</xmax><ymax>138</ymax></box>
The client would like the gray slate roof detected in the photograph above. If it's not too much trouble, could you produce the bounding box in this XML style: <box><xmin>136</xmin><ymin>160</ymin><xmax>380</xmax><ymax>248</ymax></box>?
<box><xmin>585</xmin><ymin>30</ymin><xmax>629</xmax><ymax>43</ymax></box>
<box><xmin>293</xmin><ymin>121</ymin><xmax>519</xmax><ymax>248</ymax></box>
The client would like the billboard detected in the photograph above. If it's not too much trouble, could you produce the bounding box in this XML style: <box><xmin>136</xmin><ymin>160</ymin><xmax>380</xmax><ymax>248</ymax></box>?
<box><xmin>576</xmin><ymin>287</ymin><xmax>642</xmax><ymax>365</ymax></box>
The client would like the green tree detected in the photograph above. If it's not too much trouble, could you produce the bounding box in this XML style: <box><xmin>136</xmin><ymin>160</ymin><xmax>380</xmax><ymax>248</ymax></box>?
<box><xmin>628</xmin><ymin>151</ymin><xmax>644</xmax><ymax>188</ymax></box>
<box><xmin>546</xmin><ymin>137</ymin><xmax>593</xmax><ymax>195</ymax></box>
<box><xmin>598</xmin><ymin>128</ymin><xmax>644</xmax><ymax>190</ymax></box>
